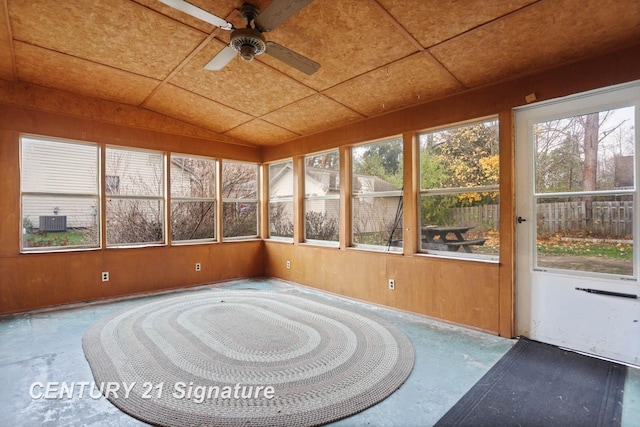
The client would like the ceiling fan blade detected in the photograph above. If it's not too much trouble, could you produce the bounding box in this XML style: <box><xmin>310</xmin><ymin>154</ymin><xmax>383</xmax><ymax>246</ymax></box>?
<box><xmin>156</xmin><ymin>0</ymin><xmax>234</xmax><ymax>30</ymax></box>
<box><xmin>255</xmin><ymin>0</ymin><xmax>314</xmax><ymax>32</ymax></box>
<box><xmin>265</xmin><ymin>41</ymin><xmax>320</xmax><ymax>75</ymax></box>
<box><xmin>204</xmin><ymin>46</ymin><xmax>238</xmax><ymax>70</ymax></box>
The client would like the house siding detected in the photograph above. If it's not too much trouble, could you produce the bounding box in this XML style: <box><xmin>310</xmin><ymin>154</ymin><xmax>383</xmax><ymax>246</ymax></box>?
<box><xmin>21</xmin><ymin>137</ymin><xmax>99</xmax><ymax>230</ymax></box>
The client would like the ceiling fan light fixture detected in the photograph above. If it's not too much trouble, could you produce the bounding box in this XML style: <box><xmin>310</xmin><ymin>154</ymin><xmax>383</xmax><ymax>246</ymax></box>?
<box><xmin>230</xmin><ymin>28</ymin><xmax>267</xmax><ymax>61</ymax></box>
<box><xmin>162</xmin><ymin>0</ymin><xmax>319</xmax><ymax>74</ymax></box>
<box><xmin>239</xmin><ymin>45</ymin><xmax>256</xmax><ymax>62</ymax></box>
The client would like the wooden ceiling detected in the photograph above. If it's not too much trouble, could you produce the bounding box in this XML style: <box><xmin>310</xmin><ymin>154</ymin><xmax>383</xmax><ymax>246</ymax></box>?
<box><xmin>2</xmin><ymin>0</ymin><xmax>639</xmax><ymax>147</ymax></box>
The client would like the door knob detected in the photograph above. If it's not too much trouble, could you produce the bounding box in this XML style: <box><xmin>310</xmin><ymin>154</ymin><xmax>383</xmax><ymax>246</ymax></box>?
<box><xmin>517</xmin><ymin>216</ymin><xmax>527</xmax><ymax>223</ymax></box>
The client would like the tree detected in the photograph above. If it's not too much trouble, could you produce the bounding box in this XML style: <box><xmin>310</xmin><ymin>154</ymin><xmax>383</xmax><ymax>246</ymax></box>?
<box><xmin>269</xmin><ymin>202</ymin><xmax>293</xmax><ymax>238</ymax></box>
<box><xmin>222</xmin><ymin>162</ymin><xmax>258</xmax><ymax>237</ymax></box>
<box><xmin>580</xmin><ymin>113</ymin><xmax>600</xmax><ymax>228</ymax></box>
<box><xmin>534</xmin><ymin>110</ymin><xmax>631</xmax><ymax>230</ymax></box>
<box><xmin>535</xmin><ymin>111</ymin><xmax>630</xmax><ymax>192</ymax></box>
<box><xmin>305</xmin><ymin>211</ymin><xmax>338</xmax><ymax>241</ymax></box>
<box><xmin>171</xmin><ymin>157</ymin><xmax>216</xmax><ymax>241</ymax></box>
<box><xmin>105</xmin><ymin>149</ymin><xmax>164</xmax><ymax>245</ymax></box>
<box><xmin>353</xmin><ymin>138</ymin><xmax>403</xmax><ymax>188</ymax></box>
<box><xmin>421</xmin><ymin>121</ymin><xmax>499</xmax><ymax>205</ymax></box>
<box><xmin>305</xmin><ymin>151</ymin><xmax>339</xmax><ymax>170</ymax></box>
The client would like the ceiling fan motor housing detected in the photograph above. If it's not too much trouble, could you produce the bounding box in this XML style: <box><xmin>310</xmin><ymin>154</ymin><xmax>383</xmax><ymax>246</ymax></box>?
<box><xmin>230</xmin><ymin>28</ymin><xmax>267</xmax><ymax>61</ymax></box>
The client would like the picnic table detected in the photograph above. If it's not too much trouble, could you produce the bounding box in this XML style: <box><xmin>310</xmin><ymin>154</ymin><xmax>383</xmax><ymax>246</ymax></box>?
<box><xmin>421</xmin><ymin>226</ymin><xmax>486</xmax><ymax>253</ymax></box>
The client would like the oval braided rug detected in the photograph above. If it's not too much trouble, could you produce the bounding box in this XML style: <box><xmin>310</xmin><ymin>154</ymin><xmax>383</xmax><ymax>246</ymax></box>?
<box><xmin>83</xmin><ymin>290</ymin><xmax>415</xmax><ymax>426</ymax></box>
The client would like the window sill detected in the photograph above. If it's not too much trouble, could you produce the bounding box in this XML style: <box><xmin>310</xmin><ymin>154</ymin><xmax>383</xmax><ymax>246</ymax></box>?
<box><xmin>171</xmin><ymin>240</ymin><xmax>217</xmax><ymax>246</ymax></box>
<box><xmin>415</xmin><ymin>251</ymin><xmax>499</xmax><ymax>264</ymax></box>
<box><xmin>300</xmin><ymin>240</ymin><xmax>340</xmax><ymax>248</ymax></box>
<box><xmin>21</xmin><ymin>246</ymin><xmax>102</xmax><ymax>255</ymax></box>
<box><xmin>264</xmin><ymin>238</ymin><xmax>294</xmax><ymax>244</ymax></box>
<box><xmin>347</xmin><ymin>245</ymin><xmax>404</xmax><ymax>255</ymax></box>
<box><xmin>222</xmin><ymin>237</ymin><xmax>261</xmax><ymax>243</ymax></box>
<box><xmin>106</xmin><ymin>243</ymin><xmax>166</xmax><ymax>250</ymax></box>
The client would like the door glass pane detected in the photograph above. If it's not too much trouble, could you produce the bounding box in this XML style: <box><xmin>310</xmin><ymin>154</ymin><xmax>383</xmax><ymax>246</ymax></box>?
<box><xmin>535</xmin><ymin>195</ymin><xmax>634</xmax><ymax>276</ymax></box>
<box><xmin>534</xmin><ymin>107</ymin><xmax>635</xmax><ymax>193</ymax></box>
<box><xmin>534</xmin><ymin>106</ymin><xmax>635</xmax><ymax>276</ymax></box>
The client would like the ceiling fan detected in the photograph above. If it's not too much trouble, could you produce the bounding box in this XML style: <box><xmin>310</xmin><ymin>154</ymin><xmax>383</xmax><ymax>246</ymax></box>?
<box><xmin>158</xmin><ymin>0</ymin><xmax>320</xmax><ymax>75</ymax></box>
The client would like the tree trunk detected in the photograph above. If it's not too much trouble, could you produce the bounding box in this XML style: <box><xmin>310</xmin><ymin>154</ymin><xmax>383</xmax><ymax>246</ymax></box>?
<box><xmin>582</xmin><ymin>113</ymin><xmax>599</xmax><ymax>228</ymax></box>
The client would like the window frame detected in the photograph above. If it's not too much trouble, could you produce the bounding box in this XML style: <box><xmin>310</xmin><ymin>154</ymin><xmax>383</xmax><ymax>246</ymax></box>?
<box><xmin>267</xmin><ymin>159</ymin><xmax>294</xmax><ymax>241</ymax></box>
<box><xmin>221</xmin><ymin>160</ymin><xmax>260</xmax><ymax>240</ymax></box>
<box><xmin>417</xmin><ymin>117</ymin><xmax>500</xmax><ymax>261</ymax></box>
<box><xmin>303</xmin><ymin>150</ymin><xmax>341</xmax><ymax>246</ymax></box>
<box><xmin>105</xmin><ymin>145</ymin><xmax>167</xmax><ymax>248</ymax></box>
<box><xmin>20</xmin><ymin>135</ymin><xmax>101</xmax><ymax>253</ymax></box>
<box><xmin>351</xmin><ymin>137</ymin><xmax>404</xmax><ymax>252</ymax></box>
<box><xmin>169</xmin><ymin>153</ymin><xmax>218</xmax><ymax>245</ymax></box>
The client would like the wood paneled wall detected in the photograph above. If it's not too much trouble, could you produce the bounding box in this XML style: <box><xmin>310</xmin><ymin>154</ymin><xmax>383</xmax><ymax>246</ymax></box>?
<box><xmin>1</xmin><ymin>44</ymin><xmax>639</xmax><ymax>335</ymax></box>
<box><xmin>262</xmin><ymin>44</ymin><xmax>640</xmax><ymax>336</ymax></box>
<box><xmin>264</xmin><ymin>242</ymin><xmax>501</xmax><ymax>332</ymax></box>
<box><xmin>0</xmin><ymin>100</ymin><xmax>264</xmax><ymax>314</ymax></box>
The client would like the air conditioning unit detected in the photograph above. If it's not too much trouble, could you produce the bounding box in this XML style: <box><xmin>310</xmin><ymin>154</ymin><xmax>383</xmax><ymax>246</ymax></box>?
<box><xmin>39</xmin><ymin>216</ymin><xmax>67</xmax><ymax>232</ymax></box>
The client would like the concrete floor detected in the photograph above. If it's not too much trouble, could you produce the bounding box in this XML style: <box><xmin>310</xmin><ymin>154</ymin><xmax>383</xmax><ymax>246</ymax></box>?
<box><xmin>0</xmin><ymin>278</ymin><xmax>638</xmax><ymax>426</ymax></box>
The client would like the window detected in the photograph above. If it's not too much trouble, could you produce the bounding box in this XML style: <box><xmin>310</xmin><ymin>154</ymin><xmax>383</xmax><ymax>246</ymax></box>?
<box><xmin>21</xmin><ymin>136</ymin><xmax>100</xmax><ymax>251</ymax></box>
<box><xmin>170</xmin><ymin>155</ymin><xmax>217</xmax><ymax>243</ymax></box>
<box><xmin>105</xmin><ymin>175</ymin><xmax>120</xmax><ymax>195</ymax></box>
<box><xmin>418</xmin><ymin>119</ymin><xmax>499</xmax><ymax>259</ymax></box>
<box><xmin>532</xmin><ymin>106</ymin><xmax>635</xmax><ymax>276</ymax></box>
<box><xmin>304</xmin><ymin>150</ymin><xmax>339</xmax><ymax>244</ymax></box>
<box><xmin>222</xmin><ymin>161</ymin><xmax>259</xmax><ymax>239</ymax></box>
<box><xmin>268</xmin><ymin>160</ymin><xmax>294</xmax><ymax>239</ymax></box>
<box><xmin>105</xmin><ymin>147</ymin><xmax>165</xmax><ymax>246</ymax></box>
<box><xmin>352</xmin><ymin>138</ymin><xmax>403</xmax><ymax>251</ymax></box>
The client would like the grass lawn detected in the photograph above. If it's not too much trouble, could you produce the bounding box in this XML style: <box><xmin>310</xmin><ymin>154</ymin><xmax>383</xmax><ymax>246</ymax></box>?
<box><xmin>22</xmin><ymin>230</ymin><xmax>634</xmax><ymax>263</ymax></box>
<box><xmin>537</xmin><ymin>239</ymin><xmax>633</xmax><ymax>261</ymax></box>
<box><xmin>23</xmin><ymin>231</ymin><xmax>92</xmax><ymax>248</ymax></box>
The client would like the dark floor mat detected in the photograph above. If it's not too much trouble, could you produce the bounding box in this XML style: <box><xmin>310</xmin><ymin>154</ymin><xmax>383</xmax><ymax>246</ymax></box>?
<box><xmin>435</xmin><ymin>337</ymin><xmax>626</xmax><ymax>427</ymax></box>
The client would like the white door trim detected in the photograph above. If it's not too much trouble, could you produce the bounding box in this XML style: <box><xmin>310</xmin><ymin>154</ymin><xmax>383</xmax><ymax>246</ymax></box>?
<box><xmin>514</xmin><ymin>80</ymin><xmax>640</xmax><ymax>366</ymax></box>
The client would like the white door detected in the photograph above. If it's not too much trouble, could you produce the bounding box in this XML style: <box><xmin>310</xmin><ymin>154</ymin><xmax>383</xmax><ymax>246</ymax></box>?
<box><xmin>515</xmin><ymin>81</ymin><xmax>640</xmax><ymax>366</ymax></box>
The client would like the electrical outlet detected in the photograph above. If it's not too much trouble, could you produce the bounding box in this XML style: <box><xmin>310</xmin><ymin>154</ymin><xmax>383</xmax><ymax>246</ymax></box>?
<box><xmin>195</xmin><ymin>263</ymin><xmax>201</xmax><ymax>272</ymax></box>
<box><xmin>286</xmin><ymin>260</ymin><xmax>291</xmax><ymax>269</ymax></box>
<box><xmin>388</xmin><ymin>279</ymin><xmax>395</xmax><ymax>290</ymax></box>
<box><xmin>102</xmin><ymin>272</ymin><xmax>109</xmax><ymax>282</ymax></box>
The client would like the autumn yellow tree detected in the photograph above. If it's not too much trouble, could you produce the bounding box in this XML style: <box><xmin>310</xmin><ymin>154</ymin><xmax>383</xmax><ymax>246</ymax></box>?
<box><xmin>422</xmin><ymin>121</ymin><xmax>499</xmax><ymax>204</ymax></box>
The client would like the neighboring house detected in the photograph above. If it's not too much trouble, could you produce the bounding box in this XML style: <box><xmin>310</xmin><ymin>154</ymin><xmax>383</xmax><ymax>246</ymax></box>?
<box><xmin>351</xmin><ymin>172</ymin><xmax>403</xmax><ymax>236</ymax></box>
<box><xmin>22</xmin><ymin>143</ymin><xmax>196</xmax><ymax>232</ymax></box>
<box><xmin>304</xmin><ymin>166</ymin><xmax>341</xmax><ymax>223</ymax></box>
<box><xmin>269</xmin><ymin>164</ymin><xmax>402</xmax><ymax>235</ymax></box>
<box><xmin>21</xmin><ymin>139</ymin><xmax>99</xmax><ymax>232</ymax></box>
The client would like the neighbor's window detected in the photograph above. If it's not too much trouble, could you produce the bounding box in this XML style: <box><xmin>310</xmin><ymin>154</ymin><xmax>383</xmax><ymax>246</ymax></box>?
<box><xmin>268</xmin><ymin>160</ymin><xmax>294</xmax><ymax>239</ymax></box>
<box><xmin>304</xmin><ymin>150</ymin><xmax>340</xmax><ymax>244</ymax></box>
<box><xmin>105</xmin><ymin>147</ymin><xmax>165</xmax><ymax>246</ymax></box>
<box><xmin>21</xmin><ymin>136</ymin><xmax>100</xmax><ymax>251</ymax></box>
<box><xmin>222</xmin><ymin>161</ymin><xmax>259</xmax><ymax>239</ymax></box>
<box><xmin>418</xmin><ymin>119</ymin><xmax>500</xmax><ymax>259</ymax></box>
<box><xmin>170</xmin><ymin>154</ymin><xmax>217</xmax><ymax>243</ymax></box>
<box><xmin>352</xmin><ymin>137</ymin><xmax>403</xmax><ymax>251</ymax></box>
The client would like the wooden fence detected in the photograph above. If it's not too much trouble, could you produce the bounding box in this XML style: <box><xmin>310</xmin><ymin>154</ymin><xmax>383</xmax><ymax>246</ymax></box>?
<box><xmin>452</xmin><ymin>205</ymin><xmax>500</xmax><ymax>230</ymax></box>
<box><xmin>453</xmin><ymin>201</ymin><xmax>634</xmax><ymax>237</ymax></box>
<box><xmin>535</xmin><ymin>200</ymin><xmax>633</xmax><ymax>237</ymax></box>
